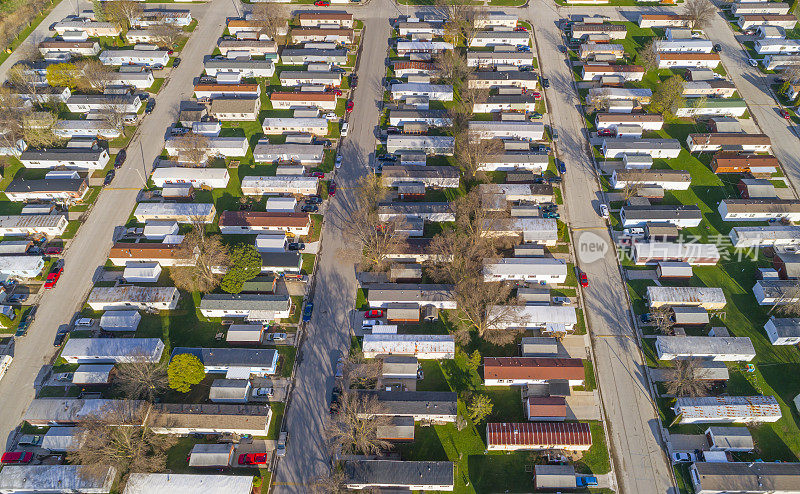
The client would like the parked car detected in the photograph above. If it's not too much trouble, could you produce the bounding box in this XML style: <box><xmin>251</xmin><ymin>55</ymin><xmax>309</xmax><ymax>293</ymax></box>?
<box><xmin>335</xmin><ymin>355</ymin><xmax>345</xmax><ymax>378</ymax></box>
<box><xmin>514</xmin><ymin>26</ymin><xmax>528</xmax><ymax>32</ymax></box>
<box><xmin>314</xmin><ymin>0</ymin><xmax>329</xmax><ymax>5</ymax></box>
<box><xmin>17</xmin><ymin>435</ymin><xmax>42</xmax><ymax>447</ymax></box>
<box><xmin>268</xmin><ymin>332</ymin><xmax>287</xmax><ymax>341</ymax></box>
<box><xmin>517</xmin><ymin>45</ymin><xmax>530</xmax><ymax>52</ymax></box>
<box><xmin>145</xmin><ymin>99</ymin><xmax>155</xmax><ymax>113</ymax></box>
<box><xmin>530</xmin><ymin>112</ymin><xmax>542</xmax><ymax>119</ymax></box>
<box><xmin>346</xmin><ymin>101</ymin><xmax>354</xmax><ymax>113</ymax></box>
<box><xmin>308</xmin><ymin>171</ymin><xmax>325</xmax><ymax>178</ymax></box>
<box><xmin>301</xmin><ymin>204</ymin><xmax>318</xmax><ymax>213</ymax></box>
<box><xmin>170</xmin><ymin>127</ymin><xmax>189</xmax><ymax>137</ymax></box>
<box><xmin>238</xmin><ymin>453</ymin><xmax>268</xmax><ymax>465</ymax></box>
<box><xmin>104</xmin><ymin>169</ymin><xmax>115</xmax><ymax>186</ymax></box>
<box><xmin>254</xmin><ymin>387</ymin><xmax>274</xmax><ymax>397</ymax></box>
<box><xmin>55</xmin><ymin>373</ymin><xmax>73</xmax><ymax>382</ymax></box>
<box><xmin>302</xmin><ymin>302</ymin><xmax>313</xmax><ymax>322</ymax></box>
<box><xmin>335</xmin><ymin>155</ymin><xmax>342</xmax><ymax>168</ymax></box>
<box><xmin>173</xmin><ymin>57</ymin><xmax>181</xmax><ymax>68</ymax></box>
<box><xmin>713</xmin><ymin>43</ymin><xmax>722</xmax><ymax>52</ymax></box>
<box><xmin>275</xmin><ymin>432</ymin><xmax>288</xmax><ymax>457</ymax></box>
<box><xmin>306</xmin><ymin>195</ymin><xmax>323</xmax><ymax>204</ymax></box>
<box><xmin>340</xmin><ymin>123</ymin><xmax>348</xmax><ymax>137</ymax></box>
<box><xmin>114</xmin><ymin>149</ymin><xmax>127</xmax><ymax>168</ymax></box>
<box><xmin>44</xmin><ymin>260</ymin><xmax>64</xmax><ymax>289</ymax></box>
<box><xmin>330</xmin><ymin>386</ymin><xmax>342</xmax><ymax>414</ymax></box>
<box><xmin>597</xmin><ymin>129</ymin><xmax>613</xmax><ymax>137</ymax></box>
<box><xmin>599</xmin><ymin>203</ymin><xmax>610</xmax><ymax>219</ymax></box>
<box><xmin>328</xmin><ymin>181</ymin><xmax>337</xmax><ymax>196</ymax></box>
<box><xmin>780</xmin><ymin>108</ymin><xmax>791</xmax><ymax>120</ymax></box>
<box><xmin>15</xmin><ymin>307</ymin><xmax>35</xmax><ymax>337</ymax></box>
<box><xmin>53</xmin><ymin>329</ymin><xmax>69</xmax><ymax>347</ymax></box>
<box><xmin>576</xmin><ymin>476</ymin><xmax>598</xmax><ymax>487</ymax></box>
<box><xmin>541</xmin><ymin>77</ymin><xmax>550</xmax><ymax>88</ymax></box>
<box><xmin>324</xmin><ymin>112</ymin><xmax>338</xmax><ymax>121</ymax></box>
<box><xmin>579</xmin><ymin>271</ymin><xmax>589</xmax><ymax>288</ymax></box>
<box><xmin>748</xmin><ymin>58</ymin><xmax>759</xmax><ymax>67</ymax></box>
<box><xmin>328</xmin><ymin>88</ymin><xmax>342</xmax><ymax>96</ymax></box>
<box><xmin>364</xmin><ymin>309</ymin><xmax>383</xmax><ymax>319</ymax></box>
<box><xmin>1</xmin><ymin>452</ymin><xmax>33</xmax><ymax>464</ymax></box>
<box><xmin>288</xmin><ymin>242</ymin><xmax>306</xmax><ymax>250</ymax></box>
<box><xmin>557</xmin><ymin>160</ymin><xmax>566</xmax><ymax>174</ymax></box>
<box><xmin>550</xmin><ymin>128</ymin><xmax>559</xmax><ymax>140</ymax></box>
<box><xmin>75</xmin><ymin>318</ymin><xmax>93</xmax><ymax>327</ymax></box>
<box><xmin>542</xmin><ymin>211</ymin><xmax>559</xmax><ymax>219</ymax></box>
<box><xmin>350</xmin><ymin>75</ymin><xmax>358</xmax><ymax>87</ymax></box>
<box><xmin>376</xmin><ymin>154</ymin><xmax>396</xmax><ymax>162</ymax></box>
<box><xmin>671</xmin><ymin>452</ymin><xmax>697</xmax><ymax>463</ymax></box>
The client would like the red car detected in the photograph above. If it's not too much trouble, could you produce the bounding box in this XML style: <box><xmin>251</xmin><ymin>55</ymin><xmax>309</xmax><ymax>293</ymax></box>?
<box><xmin>45</xmin><ymin>246</ymin><xmax>62</xmax><ymax>255</ymax></box>
<box><xmin>308</xmin><ymin>171</ymin><xmax>325</xmax><ymax>178</ymax></box>
<box><xmin>364</xmin><ymin>309</ymin><xmax>384</xmax><ymax>319</ymax></box>
<box><xmin>597</xmin><ymin>129</ymin><xmax>614</xmax><ymax>137</ymax></box>
<box><xmin>327</xmin><ymin>88</ymin><xmax>342</xmax><ymax>96</ymax></box>
<box><xmin>780</xmin><ymin>109</ymin><xmax>791</xmax><ymax>120</ymax></box>
<box><xmin>238</xmin><ymin>453</ymin><xmax>268</xmax><ymax>465</ymax></box>
<box><xmin>44</xmin><ymin>260</ymin><xmax>64</xmax><ymax>290</ymax></box>
<box><xmin>314</xmin><ymin>0</ymin><xmax>329</xmax><ymax>5</ymax></box>
<box><xmin>346</xmin><ymin>100</ymin><xmax>354</xmax><ymax>113</ymax></box>
<box><xmin>328</xmin><ymin>181</ymin><xmax>337</xmax><ymax>196</ymax></box>
<box><xmin>1</xmin><ymin>452</ymin><xmax>33</xmax><ymax>464</ymax></box>
<box><xmin>514</xmin><ymin>26</ymin><xmax>528</xmax><ymax>32</ymax></box>
<box><xmin>579</xmin><ymin>272</ymin><xmax>589</xmax><ymax>288</ymax></box>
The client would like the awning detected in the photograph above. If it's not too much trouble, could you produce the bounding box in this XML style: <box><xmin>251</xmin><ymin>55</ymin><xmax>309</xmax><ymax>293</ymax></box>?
<box><xmin>225</xmin><ymin>367</ymin><xmax>251</xmax><ymax>379</ymax></box>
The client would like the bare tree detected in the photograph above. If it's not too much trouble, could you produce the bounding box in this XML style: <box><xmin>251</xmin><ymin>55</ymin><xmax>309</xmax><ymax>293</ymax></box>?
<box><xmin>620</xmin><ymin>175</ymin><xmax>646</xmax><ymax>202</ymax></box>
<box><xmin>587</xmin><ymin>87</ymin><xmax>611</xmax><ymax>114</ymax></box>
<box><xmin>170</xmin><ymin>221</ymin><xmax>231</xmax><ymax>293</ymax></box>
<box><xmin>98</xmin><ymin>99</ymin><xmax>130</xmax><ymax>134</ymax></box>
<box><xmin>69</xmin><ymin>402</ymin><xmax>175</xmax><ymax>486</ymax></box>
<box><xmin>433</xmin><ymin>49</ymin><xmax>471</xmax><ymax>89</ymax></box>
<box><xmin>649</xmin><ymin>306</ymin><xmax>675</xmax><ymax>335</ymax></box>
<box><xmin>149</xmin><ymin>23</ymin><xmax>184</xmax><ymax>49</ymax></box>
<box><xmin>454</xmin><ymin>134</ymin><xmax>503</xmax><ymax>181</ymax></box>
<box><xmin>435</xmin><ymin>0</ymin><xmax>481</xmax><ymax>47</ymax></box>
<box><xmin>22</xmin><ymin>111</ymin><xmax>62</xmax><ymax>148</ymax></box>
<box><xmin>251</xmin><ymin>3</ymin><xmax>288</xmax><ymax>40</ymax></box>
<box><xmin>664</xmin><ymin>359</ymin><xmax>712</xmax><ymax>397</ymax></box>
<box><xmin>311</xmin><ymin>467</ymin><xmax>349</xmax><ymax>494</ymax></box>
<box><xmin>339</xmin><ymin>173</ymin><xmax>408</xmax><ymax>271</ymax></box>
<box><xmin>104</xmin><ymin>0</ymin><xmax>143</xmax><ymax>29</ymax></box>
<box><xmin>769</xmin><ymin>279</ymin><xmax>800</xmax><ymax>315</ymax></box>
<box><xmin>342</xmin><ymin>353</ymin><xmax>382</xmax><ymax>389</ymax></box>
<box><xmin>7</xmin><ymin>64</ymin><xmax>42</xmax><ymax>102</ymax></box>
<box><xmin>76</xmin><ymin>59</ymin><xmax>112</xmax><ymax>92</ymax></box>
<box><xmin>325</xmin><ymin>391</ymin><xmax>392</xmax><ymax>456</ymax></box>
<box><xmin>638</xmin><ymin>39</ymin><xmax>658</xmax><ymax>72</ymax></box>
<box><xmin>683</xmin><ymin>0</ymin><xmax>715</xmax><ymax>30</ymax></box>
<box><xmin>454</xmin><ymin>279</ymin><xmax>521</xmax><ymax>344</ymax></box>
<box><xmin>0</xmin><ymin>87</ymin><xmax>30</xmax><ymax>156</ymax></box>
<box><xmin>650</xmin><ymin>75</ymin><xmax>685</xmax><ymax>117</ymax></box>
<box><xmin>448</xmin><ymin>86</ymin><xmax>486</xmax><ymax>130</ymax></box>
<box><xmin>171</xmin><ymin>132</ymin><xmax>210</xmax><ymax>166</ymax></box>
<box><xmin>114</xmin><ymin>358</ymin><xmax>168</xmax><ymax>402</ymax></box>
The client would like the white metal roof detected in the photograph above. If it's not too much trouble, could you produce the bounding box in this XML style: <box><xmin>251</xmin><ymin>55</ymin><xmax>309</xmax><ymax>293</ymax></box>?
<box><xmin>99</xmin><ymin>310</ymin><xmax>141</xmax><ymax>329</ymax></box>
<box><xmin>362</xmin><ymin>334</ymin><xmax>455</xmax><ymax>355</ymax></box>
<box><xmin>676</xmin><ymin>396</ymin><xmax>781</xmax><ymax>420</ymax></box>
<box><xmin>123</xmin><ymin>473</ymin><xmax>253</xmax><ymax>494</ymax></box>
<box><xmin>647</xmin><ymin>286</ymin><xmax>727</xmax><ymax>305</ymax></box>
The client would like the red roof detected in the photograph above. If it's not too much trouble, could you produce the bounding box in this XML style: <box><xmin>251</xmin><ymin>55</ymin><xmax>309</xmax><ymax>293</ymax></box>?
<box><xmin>270</xmin><ymin>91</ymin><xmax>336</xmax><ymax>102</ymax></box>
<box><xmin>483</xmin><ymin>357</ymin><xmax>584</xmax><ymax>381</ymax></box>
<box><xmin>583</xmin><ymin>64</ymin><xmax>645</xmax><ymax>73</ymax></box>
<box><xmin>486</xmin><ymin>422</ymin><xmax>592</xmax><ymax>448</ymax></box>
<box><xmin>194</xmin><ymin>84</ymin><xmax>259</xmax><ymax>92</ymax></box>
<box><xmin>219</xmin><ymin>211</ymin><xmax>310</xmax><ymax>228</ymax></box>
<box><xmin>527</xmin><ymin>396</ymin><xmax>567</xmax><ymax>418</ymax></box>
<box><xmin>393</xmin><ymin>61</ymin><xmax>435</xmax><ymax>71</ymax></box>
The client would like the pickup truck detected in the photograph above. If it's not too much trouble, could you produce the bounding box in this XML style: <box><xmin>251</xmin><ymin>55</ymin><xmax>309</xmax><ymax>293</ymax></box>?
<box><xmin>576</xmin><ymin>476</ymin><xmax>598</xmax><ymax>487</ymax></box>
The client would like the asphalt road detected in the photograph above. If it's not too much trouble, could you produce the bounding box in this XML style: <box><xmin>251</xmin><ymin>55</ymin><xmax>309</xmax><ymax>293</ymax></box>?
<box><xmin>270</xmin><ymin>6</ymin><xmax>393</xmax><ymax>491</ymax></box>
<box><xmin>0</xmin><ymin>0</ymin><xmax>231</xmax><ymax>449</ymax></box>
<box><xmin>525</xmin><ymin>2</ymin><xmax>675</xmax><ymax>493</ymax></box>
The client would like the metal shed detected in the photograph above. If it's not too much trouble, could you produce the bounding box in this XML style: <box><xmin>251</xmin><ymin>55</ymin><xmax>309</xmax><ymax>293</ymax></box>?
<box><xmin>520</xmin><ymin>337</ymin><xmax>559</xmax><ymax>356</ymax></box>
<box><xmin>122</xmin><ymin>262</ymin><xmax>162</xmax><ymax>283</ymax></box>
<box><xmin>422</xmin><ymin>305</ymin><xmax>439</xmax><ymax>321</ymax></box>
<box><xmin>671</xmin><ymin>306</ymin><xmax>710</xmax><ymax>325</ymax></box>
<box><xmin>376</xmin><ymin>416</ymin><xmax>415</xmax><ymax>441</ymax></box>
<box><xmin>386</xmin><ymin>304</ymin><xmax>419</xmax><ymax>323</ymax></box>
<box><xmin>657</xmin><ymin>261</ymin><xmax>693</xmax><ymax>279</ymax></box>
<box><xmin>390</xmin><ymin>263</ymin><xmax>423</xmax><ymax>282</ymax></box>
<box><xmin>209</xmin><ymin>379</ymin><xmax>251</xmax><ymax>403</ymax></box>
<box><xmin>72</xmin><ymin>364</ymin><xmax>115</xmax><ymax>385</ymax></box>
<box><xmin>41</xmin><ymin>427</ymin><xmax>83</xmax><ymax>452</ymax></box>
<box><xmin>188</xmin><ymin>443</ymin><xmax>234</xmax><ymax>468</ymax></box>
<box><xmin>99</xmin><ymin>310</ymin><xmax>142</xmax><ymax>332</ymax></box>
<box><xmin>225</xmin><ymin>324</ymin><xmax>265</xmax><ymax>345</ymax></box>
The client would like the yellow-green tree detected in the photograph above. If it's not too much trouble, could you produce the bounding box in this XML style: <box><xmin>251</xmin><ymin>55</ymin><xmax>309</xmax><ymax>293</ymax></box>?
<box><xmin>46</xmin><ymin>63</ymin><xmax>81</xmax><ymax>90</ymax></box>
<box><xmin>167</xmin><ymin>354</ymin><xmax>205</xmax><ymax>393</ymax></box>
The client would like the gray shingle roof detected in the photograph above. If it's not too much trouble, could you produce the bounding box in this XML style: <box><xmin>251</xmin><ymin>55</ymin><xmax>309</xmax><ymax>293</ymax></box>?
<box><xmin>343</xmin><ymin>460</ymin><xmax>454</xmax><ymax>488</ymax></box>
<box><xmin>199</xmin><ymin>293</ymin><xmax>290</xmax><ymax>311</ymax></box>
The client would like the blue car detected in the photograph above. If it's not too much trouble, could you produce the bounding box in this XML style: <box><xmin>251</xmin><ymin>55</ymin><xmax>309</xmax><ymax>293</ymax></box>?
<box><xmin>302</xmin><ymin>302</ymin><xmax>314</xmax><ymax>322</ymax></box>
<box><xmin>576</xmin><ymin>476</ymin><xmax>598</xmax><ymax>487</ymax></box>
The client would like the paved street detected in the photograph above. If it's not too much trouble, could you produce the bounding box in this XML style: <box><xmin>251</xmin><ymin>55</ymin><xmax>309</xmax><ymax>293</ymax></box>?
<box><xmin>0</xmin><ymin>0</ymin><xmax>231</xmax><ymax>449</ymax></box>
<box><xmin>271</xmin><ymin>7</ymin><xmax>392</xmax><ymax>491</ymax></box>
<box><xmin>526</xmin><ymin>2</ymin><xmax>675</xmax><ymax>493</ymax></box>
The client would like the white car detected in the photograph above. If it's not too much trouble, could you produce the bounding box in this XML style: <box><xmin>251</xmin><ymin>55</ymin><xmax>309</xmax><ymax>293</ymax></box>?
<box><xmin>599</xmin><ymin>203</ymin><xmax>609</xmax><ymax>219</ymax></box>
<box><xmin>624</xmin><ymin>227</ymin><xmax>645</xmax><ymax>237</ymax></box>
<box><xmin>671</xmin><ymin>452</ymin><xmax>697</xmax><ymax>463</ymax></box>
<box><xmin>748</xmin><ymin>58</ymin><xmax>759</xmax><ymax>67</ymax></box>
<box><xmin>254</xmin><ymin>387</ymin><xmax>274</xmax><ymax>397</ymax></box>
<box><xmin>341</xmin><ymin>122</ymin><xmax>349</xmax><ymax>137</ymax></box>
<box><xmin>74</xmin><ymin>318</ymin><xmax>94</xmax><ymax>327</ymax></box>
<box><xmin>362</xmin><ymin>319</ymin><xmax>385</xmax><ymax>328</ymax></box>
<box><xmin>324</xmin><ymin>112</ymin><xmax>338</xmax><ymax>121</ymax></box>
<box><xmin>335</xmin><ymin>155</ymin><xmax>342</xmax><ymax>168</ymax></box>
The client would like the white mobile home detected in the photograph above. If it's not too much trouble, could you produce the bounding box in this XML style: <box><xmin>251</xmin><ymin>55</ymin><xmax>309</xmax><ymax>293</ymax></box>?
<box><xmin>602</xmin><ymin>138</ymin><xmax>681</xmax><ymax>159</ymax></box>
<box><xmin>60</xmin><ymin>338</ymin><xmax>165</xmax><ymax>364</ymax></box>
<box><xmin>482</xmin><ymin>257</ymin><xmax>567</xmax><ymax>284</ymax></box>
<box><xmin>487</xmin><ymin>305</ymin><xmax>578</xmax><ymax>332</ymax></box>
<box><xmin>133</xmin><ymin>202</ymin><xmax>216</xmax><ymax>223</ymax></box>
<box><xmin>674</xmin><ymin>396</ymin><xmax>782</xmax><ymax>424</ymax></box>
<box><xmin>0</xmin><ymin>215</ymin><xmax>68</xmax><ymax>237</ymax></box>
<box><xmin>150</xmin><ymin>167</ymin><xmax>230</xmax><ymax>189</ymax></box>
<box><xmin>99</xmin><ymin>49</ymin><xmax>170</xmax><ymax>67</ymax></box>
<box><xmin>20</xmin><ymin>147</ymin><xmax>110</xmax><ymax>170</ymax></box>
<box><xmin>262</xmin><ymin>117</ymin><xmax>328</xmax><ymax>136</ymax></box>
<box><xmin>646</xmin><ymin>286</ymin><xmax>727</xmax><ymax>309</ymax></box>
<box><xmin>718</xmin><ymin>199</ymin><xmax>800</xmax><ymax>222</ymax></box>
<box><xmin>240</xmin><ymin>176</ymin><xmax>319</xmax><ymax>196</ymax></box>
<box><xmin>362</xmin><ymin>334</ymin><xmax>455</xmax><ymax>359</ymax></box>
<box><xmin>655</xmin><ymin>336</ymin><xmax>756</xmax><ymax>361</ymax></box>
<box><xmin>764</xmin><ymin>317</ymin><xmax>800</xmax><ymax>345</ymax></box>
<box><xmin>87</xmin><ymin>286</ymin><xmax>180</xmax><ymax>311</ymax></box>
<box><xmin>468</xmin><ymin>121</ymin><xmax>545</xmax><ymax>141</ymax></box>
